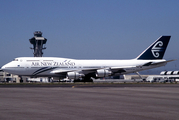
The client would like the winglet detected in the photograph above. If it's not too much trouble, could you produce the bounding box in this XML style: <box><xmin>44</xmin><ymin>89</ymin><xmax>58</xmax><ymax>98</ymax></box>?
<box><xmin>136</xmin><ymin>36</ymin><xmax>171</xmax><ymax>60</ymax></box>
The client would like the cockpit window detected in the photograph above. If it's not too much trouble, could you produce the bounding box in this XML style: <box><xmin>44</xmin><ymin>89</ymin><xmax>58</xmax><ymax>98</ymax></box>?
<box><xmin>13</xmin><ymin>59</ymin><xmax>18</xmax><ymax>61</ymax></box>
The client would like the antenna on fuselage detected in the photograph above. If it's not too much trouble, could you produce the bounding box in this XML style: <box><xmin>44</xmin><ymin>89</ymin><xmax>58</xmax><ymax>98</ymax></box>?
<box><xmin>29</xmin><ymin>31</ymin><xmax>47</xmax><ymax>57</ymax></box>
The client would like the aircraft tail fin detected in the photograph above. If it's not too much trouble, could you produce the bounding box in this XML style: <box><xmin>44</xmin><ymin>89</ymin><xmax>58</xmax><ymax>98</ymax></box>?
<box><xmin>136</xmin><ymin>36</ymin><xmax>171</xmax><ymax>60</ymax></box>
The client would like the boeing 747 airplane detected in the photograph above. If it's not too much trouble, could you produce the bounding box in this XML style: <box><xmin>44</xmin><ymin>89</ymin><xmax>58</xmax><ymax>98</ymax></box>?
<box><xmin>1</xmin><ymin>36</ymin><xmax>174</xmax><ymax>82</ymax></box>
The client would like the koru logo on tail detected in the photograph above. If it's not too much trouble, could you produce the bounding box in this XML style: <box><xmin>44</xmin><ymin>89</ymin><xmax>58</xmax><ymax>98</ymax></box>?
<box><xmin>151</xmin><ymin>41</ymin><xmax>163</xmax><ymax>58</ymax></box>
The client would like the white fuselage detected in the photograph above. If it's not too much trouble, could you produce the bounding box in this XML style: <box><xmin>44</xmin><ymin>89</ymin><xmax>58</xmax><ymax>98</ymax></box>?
<box><xmin>2</xmin><ymin>57</ymin><xmax>166</xmax><ymax>78</ymax></box>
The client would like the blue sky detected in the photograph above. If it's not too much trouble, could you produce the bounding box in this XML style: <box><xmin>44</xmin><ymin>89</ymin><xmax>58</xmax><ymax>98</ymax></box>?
<box><xmin>0</xmin><ymin>0</ymin><xmax>179</xmax><ymax>74</ymax></box>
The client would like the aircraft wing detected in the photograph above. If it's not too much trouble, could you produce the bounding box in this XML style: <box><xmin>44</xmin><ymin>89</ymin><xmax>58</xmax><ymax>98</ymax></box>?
<box><xmin>50</xmin><ymin>68</ymin><xmax>99</xmax><ymax>74</ymax></box>
<box><xmin>50</xmin><ymin>69</ymin><xmax>72</xmax><ymax>74</ymax></box>
<box><xmin>110</xmin><ymin>66</ymin><xmax>136</xmax><ymax>73</ymax></box>
<box><xmin>50</xmin><ymin>66</ymin><xmax>132</xmax><ymax>77</ymax></box>
<box><xmin>50</xmin><ymin>65</ymin><xmax>146</xmax><ymax>76</ymax></box>
<box><xmin>150</xmin><ymin>59</ymin><xmax>176</xmax><ymax>66</ymax></box>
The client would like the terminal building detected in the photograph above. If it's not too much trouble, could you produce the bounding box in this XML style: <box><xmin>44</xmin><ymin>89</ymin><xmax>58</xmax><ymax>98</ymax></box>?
<box><xmin>0</xmin><ymin>71</ymin><xmax>20</xmax><ymax>83</ymax></box>
<box><xmin>146</xmin><ymin>71</ymin><xmax>179</xmax><ymax>83</ymax></box>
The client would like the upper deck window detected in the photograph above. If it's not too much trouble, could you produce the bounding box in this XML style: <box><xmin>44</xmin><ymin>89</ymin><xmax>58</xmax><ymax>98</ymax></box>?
<box><xmin>13</xmin><ymin>59</ymin><xmax>18</xmax><ymax>61</ymax></box>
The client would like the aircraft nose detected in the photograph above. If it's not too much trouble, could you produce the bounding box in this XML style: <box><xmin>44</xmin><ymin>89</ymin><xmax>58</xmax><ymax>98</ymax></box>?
<box><xmin>1</xmin><ymin>64</ymin><xmax>8</xmax><ymax>71</ymax></box>
<box><xmin>1</xmin><ymin>62</ymin><xmax>13</xmax><ymax>72</ymax></box>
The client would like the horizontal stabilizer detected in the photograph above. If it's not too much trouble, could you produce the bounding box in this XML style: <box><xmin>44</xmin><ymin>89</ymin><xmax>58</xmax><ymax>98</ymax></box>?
<box><xmin>150</xmin><ymin>59</ymin><xmax>176</xmax><ymax>66</ymax></box>
<box><xmin>142</xmin><ymin>62</ymin><xmax>153</xmax><ymax>66</ymax></box>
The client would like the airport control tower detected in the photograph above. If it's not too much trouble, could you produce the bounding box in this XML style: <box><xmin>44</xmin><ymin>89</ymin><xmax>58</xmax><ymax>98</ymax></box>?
<box><xmin>29</xmin><ymin>31</ymin><xmax>47</xmax><ymax>57</ymax></box>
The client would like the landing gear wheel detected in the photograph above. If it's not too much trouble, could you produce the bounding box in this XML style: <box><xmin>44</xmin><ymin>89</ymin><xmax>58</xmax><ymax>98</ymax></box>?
<box><xmin>73</xmin><ymin>77</ymin><xmax>93</xmax><ymax>82</ymax></box>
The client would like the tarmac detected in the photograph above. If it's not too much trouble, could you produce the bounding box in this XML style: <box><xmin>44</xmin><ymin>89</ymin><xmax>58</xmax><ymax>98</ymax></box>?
<box><xmin>0</xmin><ymin>83</ymin><xmax>179</xmax><ymax>120</ymax></box>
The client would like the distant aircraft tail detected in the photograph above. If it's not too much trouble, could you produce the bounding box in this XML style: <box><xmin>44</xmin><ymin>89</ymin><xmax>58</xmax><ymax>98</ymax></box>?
<box><xmin>136</xmin><ymin>36</ymin><xmax>171</xmax><ymax>60</ymax></box>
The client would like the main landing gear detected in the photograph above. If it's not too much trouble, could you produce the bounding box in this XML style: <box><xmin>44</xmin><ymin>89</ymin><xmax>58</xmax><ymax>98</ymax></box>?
<box><xmin>73</xmin><ymin>77</ymin><xmax>93</xmax><ymax>82</ymax></box>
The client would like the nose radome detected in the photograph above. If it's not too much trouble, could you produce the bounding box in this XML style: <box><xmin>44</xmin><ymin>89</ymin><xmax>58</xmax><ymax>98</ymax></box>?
<box><xmin>1</xmin><ymin>62</ymin><xmax>12</xmax><ymax>72</ymax></box>
<box><xmin>1</xmin><ymin>65</ymin><xmax>5</xmax><ymax>69</ymax></box>
<box><xmin>1</xmin><ymin>64</ymin><xmax>7</xmax><ymax>71</ymax></box>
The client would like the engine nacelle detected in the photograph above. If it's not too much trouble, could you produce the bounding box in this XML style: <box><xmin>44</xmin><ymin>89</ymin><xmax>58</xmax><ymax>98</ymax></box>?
<box><xmin>67</xmin><ymin>72</ymin><xmax>84</xmax><ymax>80</ymax></box>
<box><xmin>96</xmin><ymin>69</ymin><xmax>112</xmax><ymax>78</ymax></box>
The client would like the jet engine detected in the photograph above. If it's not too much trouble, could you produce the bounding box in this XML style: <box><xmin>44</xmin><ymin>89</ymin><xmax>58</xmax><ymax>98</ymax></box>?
<box><xmin>67</xmin><ymin>72</ymin><xmax>84</xmax><ymax>79</ymax></box>
<box><xmin>96</xmin><ymin>69</ymin><xmax>112</xmax><ymax>78</ymax></box>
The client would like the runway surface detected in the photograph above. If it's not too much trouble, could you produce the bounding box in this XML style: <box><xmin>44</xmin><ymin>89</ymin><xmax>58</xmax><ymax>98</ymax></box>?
<box><xmin>0</xmin><ymin>84</ymin><xmax>179</xmax><ymax>120</ymax></box>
